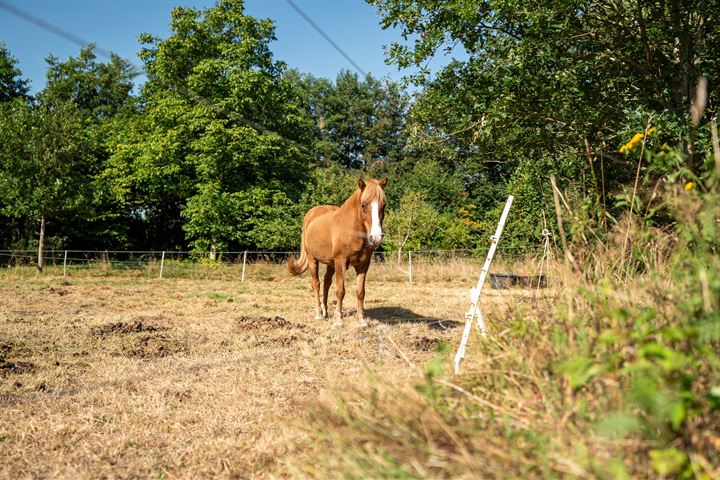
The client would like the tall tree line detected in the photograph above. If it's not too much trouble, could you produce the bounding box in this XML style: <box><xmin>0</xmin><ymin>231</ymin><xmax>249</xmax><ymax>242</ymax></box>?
<box><xmin>2</xmin><ymin>0</ymin><xmax>719</xmax><ymax>256</ymax></box>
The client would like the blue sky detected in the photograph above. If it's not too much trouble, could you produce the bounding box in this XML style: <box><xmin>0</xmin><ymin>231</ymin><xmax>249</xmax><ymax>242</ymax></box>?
<box><xmin>0</xmin><ymin>0</ymin><xmax>448</xmax><ymax>93</ymax></box>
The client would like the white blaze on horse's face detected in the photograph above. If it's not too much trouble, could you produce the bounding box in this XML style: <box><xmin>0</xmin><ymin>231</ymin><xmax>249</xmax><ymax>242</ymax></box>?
<box><xmin>359</xmin><ymin>177</ymin><xmax>387</xmax><ymax>247</ymax></box>
<box><xmin>369</xmin><ymin>200</ymin><xmax>383</xmax><ymax>245</ymax></box>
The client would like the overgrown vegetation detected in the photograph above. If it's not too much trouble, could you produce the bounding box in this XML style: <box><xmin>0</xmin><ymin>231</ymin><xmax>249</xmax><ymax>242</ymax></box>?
<box><xmin>286</xmin><ymin>139</ymin><xmax>720</xmax><ymax>478</ymax></box>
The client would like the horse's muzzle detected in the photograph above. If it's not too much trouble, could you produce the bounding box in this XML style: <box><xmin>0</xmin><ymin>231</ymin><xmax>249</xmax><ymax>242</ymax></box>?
<box><xmin>368</xmin><ymin>234</ymin><xmax>383</xmax><ymax>246</ymax></box>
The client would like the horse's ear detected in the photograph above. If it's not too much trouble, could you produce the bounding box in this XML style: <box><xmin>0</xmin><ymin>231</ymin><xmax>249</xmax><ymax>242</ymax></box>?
<box><xmin>379</xmin><ymin>177</ymin><xmax>388</xmax><ymax>189</ymax></box>
<box><xmin>357</xmin><ymin>178</ymin><xmax>366</xmax><ymax>190</ymax></box>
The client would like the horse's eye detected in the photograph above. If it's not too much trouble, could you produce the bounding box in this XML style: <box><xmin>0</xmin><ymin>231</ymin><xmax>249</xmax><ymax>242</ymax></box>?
<box><xmin>361</xmin><ymin>203</ymin><xmax>366</xmax><ymax>210</ymax></box>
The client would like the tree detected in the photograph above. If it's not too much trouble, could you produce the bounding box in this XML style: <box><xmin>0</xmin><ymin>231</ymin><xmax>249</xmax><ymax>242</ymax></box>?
<box><xmin>0</xmin><ymin>43</ymin><xmax>29</xmax><ymax>102</ymax></box>
<box><xmin>384</xmin><ymin>191</ymin><xmax>471</xmax><ymax>257</ymax></box>
<box><xmin>0</xmin><ymin>44</ymin><xmax>31</xmax><ymax>250</ymax></box>
<box><xmin>39</xmin><ymin>47</ymin><xmax>139</xmax><ymax>249</ymax></box>
<box><xmin>0</xmin><ymin>100</ymin><xmax>90</xmax><ymax>272</ymax></box>
<box><xmin>107</xmin><ymin>0</ymin><xmax>313</xmax><ymax>253</ymax></box>
<box><xmin>286</xmin><ymin>69</ymin><xmax>409</xmax><ymax>170</ymax></box>
<box><xmin>371</xmin><ymin>0</ymin><xmax>720</xmax><ymax>243</ymax></box>
<box><xmin>42</xmin><ymin>46</ymin><xmax>137</xmax><ymax>120</ymax></box>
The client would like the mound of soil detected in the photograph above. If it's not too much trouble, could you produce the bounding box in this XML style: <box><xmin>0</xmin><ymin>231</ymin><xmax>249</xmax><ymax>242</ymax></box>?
<box><xmin>236</xmin><ymin>315</ymin><xmax>296</xmax><ymax>331</ymax></box>
<box><xmin>0</xmin><ymin>358</ymin><xmax>36</xmax><ymax>375</ymax></box>
<box><xmin>119</xmin><ymin>334</ymin><xmax>187</xmax><ymax>359</ymax></box>
<box><xmin>0</xmin><ymin>343</ymin><xmax>13</xmax><ymax>356</ymax></box>
<box><xmin>90</xmin><ymin>320</ymin><xmax>183</xmax><ymax>358</ymax></box>
<box><xmin>47</xmin><ymin>286</ymin><xmax>69</xmax><ymax>296</ymax></box>
<box><xmin>91</xmin><ymin>321</ymin><xmax>158</xmax><ymax>336</ymax></box>
<box><xmin>412</xmin><ymin>336</ymin><xmax>440</xmax><ymax>352</ymax></box>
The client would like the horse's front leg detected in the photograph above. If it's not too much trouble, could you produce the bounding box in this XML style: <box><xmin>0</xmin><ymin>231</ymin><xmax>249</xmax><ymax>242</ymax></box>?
<box><xmin>322</xmin><ymin>264</ymin><xmax>335</xmax><ymax>319</ymax></box>
<box><xmin>354</xmin><ymin>263</ymin><xmax>369</xmax><ymax>327</ymax></box>
<box><xmin>333</xmin><ymin>257</ymin><xmax>347</xmax><ymax>326</ymax></box>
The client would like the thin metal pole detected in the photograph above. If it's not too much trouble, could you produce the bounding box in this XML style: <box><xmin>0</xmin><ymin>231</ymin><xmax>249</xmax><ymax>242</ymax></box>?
<box><xmin>63</xmin><ymin>250</ymin><xmax>68</xmax><ymax>277</ymax></box>
<box><xmin>159</xmin><ymin>251</ymin><xmax>165</xmax><ymax>278</ymax></box>
<box><xmin>454</xmin><ymin>196</ymin><xmax>514</xmax><ymax>375</ymax></box>
<box><xmin>241</xmin><ymin>250</ymin><xmax>247</xmax><ymax>282</ymax></box>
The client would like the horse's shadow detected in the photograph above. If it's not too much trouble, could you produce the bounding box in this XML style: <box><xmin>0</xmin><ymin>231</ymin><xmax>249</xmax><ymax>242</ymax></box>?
<box><xmin>365</xmin><ymin>306</ymin><xmax>461</xmax><ymax>330</ymax></box>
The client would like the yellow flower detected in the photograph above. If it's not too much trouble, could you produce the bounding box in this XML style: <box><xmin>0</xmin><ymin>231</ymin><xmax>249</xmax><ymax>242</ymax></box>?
<box><xmin>684</xmin><ymin>182</ymin><xmax>695</xmax><ymax>191</ymax></box>
<box><xmin>620</xmin><ymin>132</ymin><xmax>645</xmax><ymax>153</ymax></box>
<box><xmin>646</xmin><ymin>127</ymin><xmax>656</xmax><ymax>136</ymax></box>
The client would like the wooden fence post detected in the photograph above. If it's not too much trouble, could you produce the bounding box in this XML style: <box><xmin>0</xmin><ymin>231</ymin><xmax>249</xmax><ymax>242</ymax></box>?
<box><xmin>408</xmin><ymin>251</ymin><xmax>413</xmax><ymax>284</ymax></box>
<box><xmin>159</xmin><ymin>251</ymin><xmax>165</xmax><ymax>279</ymax></box>
<box><xmin>241</xmin><ymin>251</ymin><xmax>248</xmax><ymax>282</ymax></box>
<box><xmin>63</xmin><ymin>250</ymin><xmax>68</xmax><ymax>277</ymax></box>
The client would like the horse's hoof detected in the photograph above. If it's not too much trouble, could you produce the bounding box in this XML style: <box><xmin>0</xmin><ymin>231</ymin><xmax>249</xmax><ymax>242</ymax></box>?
<box><xmin>314</xmin><ymin>314</ymin><xmax>324</xmax><ymax>320</ymax></box>
<box><xmin>357</xmin><ymin>318</ymin><xmax>369</xmax><ymax>328</ymax></box>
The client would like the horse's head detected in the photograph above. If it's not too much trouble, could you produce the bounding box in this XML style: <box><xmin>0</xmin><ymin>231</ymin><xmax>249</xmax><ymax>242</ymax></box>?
<box><xmin>357</xmin><ymin>177</ymin><xmax>388</xmax><ymax>247</ymax></box>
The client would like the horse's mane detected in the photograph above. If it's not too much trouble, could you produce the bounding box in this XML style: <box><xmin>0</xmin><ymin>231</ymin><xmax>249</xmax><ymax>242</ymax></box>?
<box><xmin>360</xmin><ymin>181</ymin><xmax>386</xmax><ymax>204</ymax></box>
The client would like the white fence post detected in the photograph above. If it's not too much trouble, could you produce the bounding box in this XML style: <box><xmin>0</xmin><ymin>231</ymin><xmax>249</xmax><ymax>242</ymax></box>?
<box><xmin>159</xmin><ymin>251</ymin><xmax>165</xmax><ymax>279</ymax></box>
<box><xmin>63</xmin><ymin>250</ymin><xmax>68</xmax><ymax>277</ymax></box>
<box><xmin>454</xmin><ymin>195</ymin><xmax>514</xmax><ymax>375</ymax></box>
<box><xmin>241</xmin><ymin>250</ymin><xmax>248</xmax><ymax>282</ymax></box>
<box><xmin>408</xmin><ymin>251</ymin><xmax>413</xmax><ymax>284</ymax></box>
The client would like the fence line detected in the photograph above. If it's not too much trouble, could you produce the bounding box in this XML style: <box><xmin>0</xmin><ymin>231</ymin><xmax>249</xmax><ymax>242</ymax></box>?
<box><xmin>0</xmin><ymin>246</ymin><xmax>552</xmax><ymax>283</ymax></box>
<box><xmin>0</xmin><ymin>245</ymin><xmax>544</xmax><ymax>255</ymax></box>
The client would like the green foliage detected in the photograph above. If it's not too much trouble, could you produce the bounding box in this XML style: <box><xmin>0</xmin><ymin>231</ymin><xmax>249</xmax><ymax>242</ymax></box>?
<box><xmin>41</xmin><ymin>46</ymin><xmax>137</xmax><ymax>120</ymax></box>
<box><xmin>649</xmin><ymin>448</ymin><xmax>688</xmax><ymax>477</ymax></box>
<box><xmin>372</xmin><ymin>0</ymin><xmax>720</xmax><ymax>244</ymax></box>
<box><xmin>384</xmin><ymin>192</ymin><xmax>471</xmax><ymax>253</ymax></box>
<box><xmin>4</xmin><ymin>0</ymin><xmax>720</xmax><ymax>258</ymax></box>
<box><xmin>285</xmin><ymin>69</ymin><xmax>409</xmax><ymax>170</ymax></box>
<box><xmin>0</xmin><ymin>99</ymin><xmax>92</xmax><ymax>243</ymax></box>
<box><xmin>107</xmin><ymin>0</ymin><xmax>313</xmax><ymax>252</ymax></box>
<box><xmin>0</xmin><ymin>42</ymin><xmax>29</xmax><ymax>102</ymax></box>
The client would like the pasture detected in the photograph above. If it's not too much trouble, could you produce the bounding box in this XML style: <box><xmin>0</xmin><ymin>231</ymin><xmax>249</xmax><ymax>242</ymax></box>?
<box><xmin>0</xmin><ymin>261</ymin><xmax>536</xmax><ymax>478</ymax></box>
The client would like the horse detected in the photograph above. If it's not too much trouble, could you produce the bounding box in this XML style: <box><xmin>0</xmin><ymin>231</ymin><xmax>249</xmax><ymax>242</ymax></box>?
<box><xmin>288</xmin><ymin>177</ymin><xmax>388</xmax><ymax>326</ymax></box>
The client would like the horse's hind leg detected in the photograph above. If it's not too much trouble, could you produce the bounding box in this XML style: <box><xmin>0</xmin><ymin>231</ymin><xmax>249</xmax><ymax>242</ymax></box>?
<box><xmin>322</xmin><ymin>264</ymin><xmax>335</xmax><ymax>319</ymax></box>
<box><xmin>308</xmin><ymin>257</ymin><xmax>323</xmax><ymax>320</ymax></box>
<box><xmin>332</xmin><ymin>257</ymin><xmax>347</xmax><ymax>326</ymax></box>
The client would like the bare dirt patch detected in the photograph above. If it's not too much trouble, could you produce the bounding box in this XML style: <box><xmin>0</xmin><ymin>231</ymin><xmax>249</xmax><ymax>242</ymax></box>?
<box><xmin>0</xmin><ymin>358</ymin><xmax>36</xmax><ymax>375</ymax></box>
<box><xmin>90</xmin><ymin>320</ymin><xmax>160</xmax><ymax>336</ymax></box>
<box><xmin>0</xmin><ymin>341</ymin><xmax>36</xmax><ymax>375</ymax></box>
<box><xmin>235</xmin><ymin>314</ymin><xmax>298</xmax><ymax>331</ymax></box>
<box><xmin>412</xmin><ymin>335</ymin><xmax>441</xmax><ymax>351</ymax></box>
<box><xmin>120</xmin><ymin>333</ymin><xmax>188</xmax><ymax>358</ymax></box>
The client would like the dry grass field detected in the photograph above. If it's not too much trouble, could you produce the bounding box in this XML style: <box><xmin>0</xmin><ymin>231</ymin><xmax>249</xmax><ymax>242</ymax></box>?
<box><xmin>0</xmin><ymin>261</ymin><xmax>537</xmax><ymax>478</ymax></box>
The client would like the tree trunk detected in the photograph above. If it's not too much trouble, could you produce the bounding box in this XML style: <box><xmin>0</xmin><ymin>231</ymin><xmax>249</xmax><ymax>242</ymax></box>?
<box><xmin>209</xmin><ymin>243</ymin><xmax>217</xmax><ymax>262</ymax></box>
<box><xmin>37</xmin><ymin>216</ymin><xmax>45</xmax><ymax>274</ymax></box>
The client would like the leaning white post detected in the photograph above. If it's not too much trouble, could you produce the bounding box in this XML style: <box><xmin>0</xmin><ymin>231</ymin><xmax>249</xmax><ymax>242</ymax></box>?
<box><xmin>159</xmin><ymin>251</ymin><xmax>165</xmax><ymax>279</ymax></box>
<box><xmin>63</xmin><ymin>250</ymin><xmax>68</xmax><ymax>277</ymax></box>
<box><xmin>241</xmin><ymin>250</ymin><xmax>248</xmax><ymax>282</ymax></box>
<box><xmin>454</xmin><ymin>196</ymin><xmax>514</xmax><ymax>375</ymax></box>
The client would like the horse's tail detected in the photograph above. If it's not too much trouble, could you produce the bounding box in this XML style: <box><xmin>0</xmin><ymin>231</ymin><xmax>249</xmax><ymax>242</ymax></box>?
<box><xmin>288</xmin><ymin>233</ymin><xmax>309</xmax><ymax>276</ymax></box>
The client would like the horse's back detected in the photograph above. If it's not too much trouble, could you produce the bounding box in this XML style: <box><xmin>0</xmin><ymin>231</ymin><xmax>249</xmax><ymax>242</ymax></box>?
<box><xmin>304</xmin><ymin>205</ymin><xmax>339</xmax><ymax>227</ymax></box>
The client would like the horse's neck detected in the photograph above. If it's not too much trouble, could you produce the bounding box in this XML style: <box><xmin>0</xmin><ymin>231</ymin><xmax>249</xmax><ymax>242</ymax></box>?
<box><xmin>340</xmin><ymin>191</ymin><xmax>363</xmax><ymax>227</ymax></box>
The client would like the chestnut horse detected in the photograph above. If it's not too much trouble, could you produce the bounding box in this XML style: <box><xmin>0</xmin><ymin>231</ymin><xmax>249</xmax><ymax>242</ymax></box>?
<box><xmin>288</xmin><ymin>177</ymin><xmax>388</xmax><ymax>326</ymax></box>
